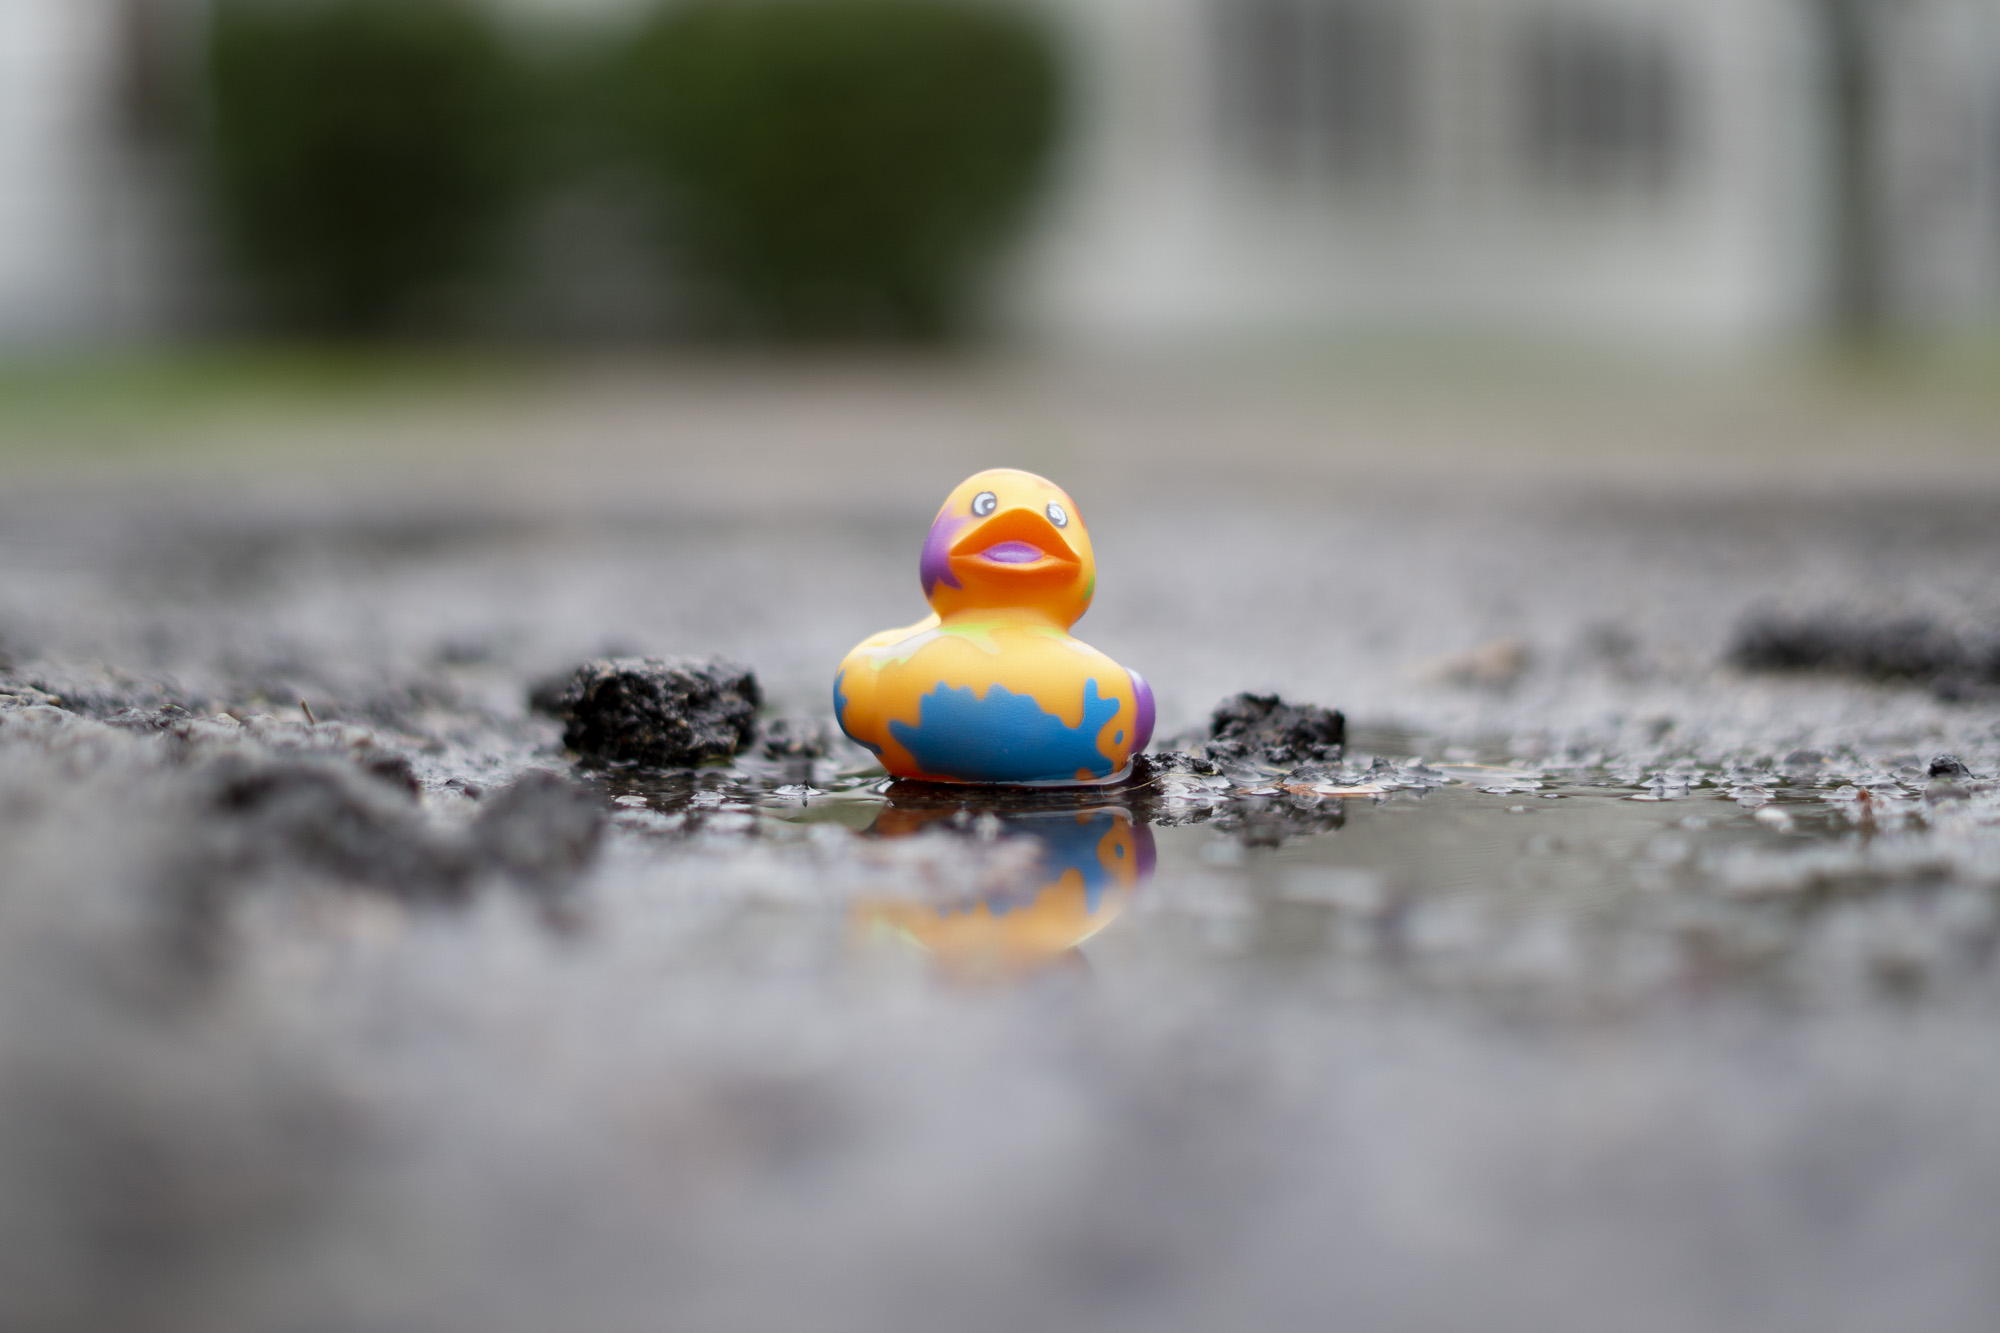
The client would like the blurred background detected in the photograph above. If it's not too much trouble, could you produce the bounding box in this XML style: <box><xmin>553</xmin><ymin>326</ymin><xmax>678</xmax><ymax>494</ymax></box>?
<box><xmin>7</xmin><ymin>0</ymin><xmax>2000</xmax><ymax>349</ymax></box>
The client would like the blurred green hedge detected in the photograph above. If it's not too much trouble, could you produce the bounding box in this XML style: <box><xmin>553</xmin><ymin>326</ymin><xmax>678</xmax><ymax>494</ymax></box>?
<box><xmin>619</xmin><ymin>0</ymin><xmax>1064</xmax><ymax>339</ymax></box>
<box><xmin>203</xmin><ymin>0</ymin><xmax>1065</xmax><ymax>341</ymax></box>
<box><xmin>205</xmin><ymin>0</ymin><xmax>530</xmax><ymax>335</ymax></box>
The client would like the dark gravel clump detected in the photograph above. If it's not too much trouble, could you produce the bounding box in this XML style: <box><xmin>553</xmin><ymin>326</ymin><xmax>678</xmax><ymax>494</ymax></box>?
<box><xmin>472</xmin><ymin>772</ymin><xmax>606</xmax><ymax>894</ymax></box>
<box><xmin>1205</xmin><ymin>692</ymin><xmax>1346</xmax><ymax>764</ymax></box>
<box><xmin>1131</xmin><ymin>751</ymin><xmax>1222</xmax><ymax>781</ymax></box>
<box><xmin>538</xmin><ymin>657</ymin><xmax>761</xmax><ymax>767</ymax></box>
<box><xmin>759</xmin><ymin>717</ymin><xmax>829</xmax><ymax>760</ymax></box>
<box><xmin>1929</xmin><ymin>754</ymin><xmax>1973</xmax><ymax>780</ymax></box>
<box><xmin>1730</xmin><ymin>614</ymin><xmax>2000</xmax><ymax>698</ymax></box>
<box><xmin>188</xmin><ymin>758</ymin><xmax>605</xmax><ymax>907</ymax></box>
<box><xmin>197</xmin><ymin>755</ymin><xmax>475</xmax><ymax>902</ymax></box>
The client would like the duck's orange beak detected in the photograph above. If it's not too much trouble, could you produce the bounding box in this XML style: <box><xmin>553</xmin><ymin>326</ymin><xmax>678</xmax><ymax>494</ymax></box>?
<box><xmin>948</xmin><ymin>505</ymin><xmax>1080</xmax><ymax>579</ymax></box>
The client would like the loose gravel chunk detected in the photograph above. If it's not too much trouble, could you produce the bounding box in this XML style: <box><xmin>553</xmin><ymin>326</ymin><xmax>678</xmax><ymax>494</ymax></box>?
<box><xmin>1730</xmin><ymin>613</ymin><xmax>2000</xmax><ymax>697</ymax></box>
<box><xmin>1929</xmin><ymin>754</ymin><xmax>1973</xmax><ymax>780</ymax></box>
<box><xmin>540</xmin><ymin>657</ymin><xmax>761</xmax><ymax>768</ymax></box>
<box><xmin>1131</xmin><ymin>751</ymin><xmax>1223</xmax><ymax>781</ymax></box>
<box><xmin>1206</xmin><ymin>692</ymin><xmax>1347</xmax><ymax>764</ymax></box>
<box><xmin>759</xmin><ymin>717</ymin><xmax>829</xmax><ymax>760</ymax></box>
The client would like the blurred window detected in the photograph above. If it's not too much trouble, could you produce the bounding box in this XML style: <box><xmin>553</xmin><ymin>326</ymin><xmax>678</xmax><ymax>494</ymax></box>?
<box><xmin>117</xmin><ymin>0</ymin><xmax>178</xmax><ymax>143</ymax></box>
<box><xmin>1520</xmin><ymin>13</ymin><xmax>1682</xmax><ymax>191</ymax></box>
<box><xmin>1216</xmin><ymin>0</ymin><xmax>1412</xmax><ymax>184</ymax></box>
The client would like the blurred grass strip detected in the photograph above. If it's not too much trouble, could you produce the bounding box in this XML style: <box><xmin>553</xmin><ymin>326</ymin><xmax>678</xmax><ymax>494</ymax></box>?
<box><xmin>0</xmin><ymin>348</ymin><xmax>546</xmax><ymax>453</ymax></box>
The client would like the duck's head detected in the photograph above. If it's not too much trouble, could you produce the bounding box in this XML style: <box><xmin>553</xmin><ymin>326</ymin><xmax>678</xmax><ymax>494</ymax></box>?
<box><xmin>919</xmin><ymin>468</ymin><xmax>1095</xmax><ymax>625</ymax></box>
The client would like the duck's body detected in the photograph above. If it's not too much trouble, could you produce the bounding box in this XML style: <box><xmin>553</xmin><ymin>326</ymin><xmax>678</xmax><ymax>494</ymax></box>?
<box><xmin>835</xmin><ymin>469</ymin><xmax>1154</xmax><ymax>785</ymax></box>
<box><xmin>836</xmin><ymin>608</ymin><xmax>1146</xmax><ymax>784</ymax></box>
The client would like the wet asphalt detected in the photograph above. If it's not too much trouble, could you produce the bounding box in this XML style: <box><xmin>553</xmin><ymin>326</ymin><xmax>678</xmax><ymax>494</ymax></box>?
<box><xmin>3</xmin><ymin>356</ymin><xmax>2000</xmax><ymax>1332</ymax></box>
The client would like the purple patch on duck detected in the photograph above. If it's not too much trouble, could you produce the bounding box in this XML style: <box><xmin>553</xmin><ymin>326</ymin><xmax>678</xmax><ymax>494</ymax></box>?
<box><xmin>920</xmin><ymin>514</ymin><xmax>967</xmax><ymax>597</ymax></box>
<box><xmin>980</xmin><ymin>541</ymin><xmax>1043</xmax><ymax>563</ymax></box>
<box><xmin>1128</xmin><ymin>669</ymin><xmax>1156</xmax><ymax>753</ymax></box>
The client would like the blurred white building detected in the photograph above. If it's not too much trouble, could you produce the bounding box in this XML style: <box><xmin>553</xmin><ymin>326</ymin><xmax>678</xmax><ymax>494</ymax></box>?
<box><xmin>1019</xmin><ymin>0</ymin><xmax>2000</xmax><ymax>342</ymax></box>
<box><xmin>0</xmin><ymin>0</ymin><xmax>196</xmax><ymax>343</ymax></box>
<box><xmin>6</xmin><ymin>0</ymin><xmax>2000</xmax><ymax>344</ymax></box>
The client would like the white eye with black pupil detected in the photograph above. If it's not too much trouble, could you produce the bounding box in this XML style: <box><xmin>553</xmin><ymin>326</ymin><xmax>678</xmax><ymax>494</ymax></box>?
<box><xmin>972</xmin><ymin>491</ymin><xmax>997</xmax><ymax>517</ymax></box>
<box><xmin>1046</xmin><ymin>502</ymin><xmax>1068</xmax><ymax>527</ymax></box>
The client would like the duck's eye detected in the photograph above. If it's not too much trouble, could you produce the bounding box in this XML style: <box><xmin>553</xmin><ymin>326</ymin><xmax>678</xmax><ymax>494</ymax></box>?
<box><xmin>1046</xmin><ymin>502</ymin><xmax>1069</xmax><ymax>528</ymax></box>
<box><xmin>971</xmin><ymin>491</ymin><xmax>998</xmax><ymax>517</ymax></box>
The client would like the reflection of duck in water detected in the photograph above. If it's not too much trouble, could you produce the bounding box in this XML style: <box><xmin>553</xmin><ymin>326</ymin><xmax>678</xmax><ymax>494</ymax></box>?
<box><xmin>857</xmin><ymin>805</ymin><xmax>1155</xmax><ymax>980</ymax></box>
<box><xmin>835</xmin><ymin>469</ymin><xmax>1154</xmax><ymax>786</ymax></box>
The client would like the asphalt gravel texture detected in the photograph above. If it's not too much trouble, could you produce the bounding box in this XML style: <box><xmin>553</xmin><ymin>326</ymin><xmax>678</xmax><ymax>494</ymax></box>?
<box><xmin>4</xmin><ymin>356</ymin><xmax>2000</xmax><ymax>1333</ymax></box>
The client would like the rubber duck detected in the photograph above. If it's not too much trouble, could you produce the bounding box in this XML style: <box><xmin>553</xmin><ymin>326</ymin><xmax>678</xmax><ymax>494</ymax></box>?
<box><xmin>834</xmin><ymin>468</ymin><xmax>1154</xmax><ymax>785</ymax></box>
<box><xmin>855</xmin><ymin>805</ymin><xmax>1155</xmax><ymax>980</ymax></box>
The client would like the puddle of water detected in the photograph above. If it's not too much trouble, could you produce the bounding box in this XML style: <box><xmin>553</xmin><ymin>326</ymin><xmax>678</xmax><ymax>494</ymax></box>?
<box><xmin>598</xmin><ymin>736</ymin><xmax>1999</xmax><ymax>1005</ymax></box>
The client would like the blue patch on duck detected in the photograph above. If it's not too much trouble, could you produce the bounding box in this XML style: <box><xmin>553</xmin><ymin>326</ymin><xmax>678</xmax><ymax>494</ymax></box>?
<box><xmin>890</xmin><ymin>679</ymin><xmax>1121</xmax><ymax>783</ymax></box>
